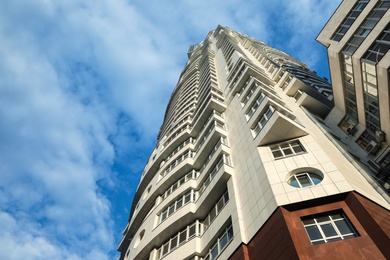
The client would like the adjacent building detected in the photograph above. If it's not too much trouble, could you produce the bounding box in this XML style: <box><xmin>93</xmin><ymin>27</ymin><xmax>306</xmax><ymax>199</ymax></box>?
<box><xmin>118</xmin><ymin>1</ymin><xmax>390</xmax><ymax>259</ymax></box>
<box><xmin>317</xmin><ymin>0</ymin><xmax>390</xmax><ymax>187</ymax></box>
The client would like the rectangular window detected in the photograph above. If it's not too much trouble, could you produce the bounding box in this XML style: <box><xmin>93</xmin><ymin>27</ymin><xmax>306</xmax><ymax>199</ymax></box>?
<box><xmin>204</xmin><ymin>223</ymin><xmax>234</xmax><ymax>260</ymax></box>
<box><xmin>209</xmin><ymin>208</ymin><xmax>217</xmax><ymax>223</ymax></box>
<box><xmin>302</xmin><ymin>211</ymin><xmax>358</xmax><ymax>245</ymax></box>
<box><xmin>161</xmin><ymin>210</ymin><xmax>168</xmax><ymax>222</ymax></box>
<box><xmin>170</xmin><ymin>236</ymin><xmax>178</xmax><ymax>250</ymax></box>
<box><xmin>162</xmin><ymin>242</ymin><xmax>169</xmax><ymax>255</ymax></box>
<box><xmin>176</xmin><ymin>198</ymin><xmax>183</xmax><ymax>209</ymax></box>
<box><xmin>184</xmin><ymin>193</ymin><xmax>191</xmax><ymax>204</ymax></box>
<box><xmin>188</xmin><ymin>223</ymin><xmax>196</xmax><ymax>238</ymax></box>
<box><xmin>168</xmin><ymin>205</ymin><xmax>175</xmax><ymax>216</ymax></box>
<box><xmin>179</xmin><ymin>230</ymin><xmax>187</xmax><ymax>244</ymax></box>
<box><xmin>271</xmin><ymin>140</ymin><xmax>305</xmax><ymax>159</ymax></box>
<box><xmin>343</xmin><ymin>0</ymin><xmax>390</xmax><ymax>55</ymax></box>
<box><xmin>210</xmin><ymin>244</ymin><xmax>219</xmax><ymax>260</ymax></box>
<box><xmin>252</xmin><ymin>106</ymin><xmax>275</xmax><ymax>136</ymax></box>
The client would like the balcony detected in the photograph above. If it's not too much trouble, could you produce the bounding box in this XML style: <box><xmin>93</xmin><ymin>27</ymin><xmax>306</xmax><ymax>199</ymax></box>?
<box><xmin>227</xmin><ymin>59</ymin><xmax>273</xmax><ymax>95</ymax></box>
<box><xmin>253</xmin><ymin>109</ymin><xmax>308</xmax><ymax>146</ymax></box>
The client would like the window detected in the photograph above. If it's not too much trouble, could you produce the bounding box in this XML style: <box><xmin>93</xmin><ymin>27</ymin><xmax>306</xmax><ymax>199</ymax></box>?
<box><xmin>202</xmin><ymin>190</ymin><xmax>229</xmax><ymax>232</ymax></box>
<box><xmin>203</xmin><ymin>224</ymin><xmax>234</xmax><ymax>260</ymax></box>
<box><xmin>288</xmin><ymin>172</ymin><xmax>323</xmax><ymax>188</ymax></box>
<box><xmin>343</xmin><ymin>0</ymin><xmax>390</xmax><ymax>55</ymax></box>
<box><xmin>179</xmin><ymin>230</ymin><xmax>187</xmax><ymax>245</ymax></box>
<box><xmin>155</xmin><ymin>221</ymin><xmax>202</xmax><ymax>259</ymax></box>
<box><xmin>159</xmin><ymin>190</ymin><xmax>195</xmax><ymax>223</ymax></box>
<box><xmin>245</xmin><ymin>93</ymin><xmax>266</xmax><ymax>119</ymax></box>
<box><xmin>342</xmin><ymin>54</ymin><xmax>358</xmax><ymax>122</ymax></box>
<box><xmin>271</xmin><ymin>140</ymin><xmax>305</xmax><ymax>159</ymax></box>
<box><xmin>332</xmin><ymin>0</ymin><xmax>368</xmax><ymax>41</ymax></box>
<box><xmin>363</xmin><ymin>23</ymin><xmax>390</xmax><ymax>63</ymax></box>
<box><xmin>252</xmin><ymin>106</ymin><xmax>275</xmax><ymax>136</ymax></box>
<box><xmin>361</xmin><ymin>61</ymin><xmax>380</xmax><ymax>132</ymax></box>
<box><xmin>302</xmin><ymin>212</ymin><xmax>358</xmax><ymax>245</ymax></box>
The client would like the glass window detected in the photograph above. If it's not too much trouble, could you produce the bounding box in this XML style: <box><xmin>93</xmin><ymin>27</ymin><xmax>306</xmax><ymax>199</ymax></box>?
<box><xmin>184</xmin><ymin>193</ymin><xmax>191</xmax><ymax>204</ymax></box>
<box><xmin>271</xmin><ymin>140</ymin><xmax>305</xmax><ymax>159</ymax></box>
<box><xmin>219</xmin><ymin>233</ymin><xmax>229</xmax><ymax>250</ymax></box>
<box><xmin>216</xmin><ymin>197</ymin><xmax>224</xmax><ymax>212</ymax></box>
<box><xmin>179</xmin><ymin>230</ymin><xmax>187</xmax><ymax>244</ymax></box>
<box><xmin>210</xmin><ymin>208</ymin><xmax>217</xmax><ymax>223</ymax></box>
<box><xmin>302</xmin><ymin>211</ymin><xmax>358</xmax><ymax>245</ymax></box>
<box><xmin>287</xmin><ymin>172</ymin><xmax>323</xmax><ymax>188</ymax></box>
<box><xmin>168</xmin><ymin>205</ymin><xmax>175</xmax><ymax>216</ymax></box>
<box><xmin>176</xmin><ymin>198</ymin><xmax>183</xmax><ymax>209</ymax></box>
<box><xmin>189</xmin><ymin>223</ymin><xmax>196</xmax><ymax>238</ymax></box>
<box><xmin>161</xmin><ymin>211</ymin><xmax>168</xmax><ymax>222</ymax></box>
<box><xmin>343</xmin><ymin>0</ymin><xmax>390</xmax><ymax>55</ymax></box>
<box><xmin>170</xmin><ymin>236</ymin><xmax>178</xmax><ymax>250</ymax></box>
<box><xmin>162</xmin><ymin>242</ymin><xmax>169</xmax><ymax>255</ymax></box>
<box><xmin>331</xmin><ymin>0</ymin><xmax>369</xmax><ymax>41</ymax></box>
<box><xmin>210</xmin><ymin>244</ymin><xmax>219</xmax><ymax>260</ymax></box>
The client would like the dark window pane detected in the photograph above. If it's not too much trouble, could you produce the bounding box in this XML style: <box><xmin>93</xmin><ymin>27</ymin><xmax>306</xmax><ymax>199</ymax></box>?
<box><xmin>189</xmin><ymin>224</ymin><xmax>196</xmax><ymax>237</ymax></box>
<box><xmin>219</xmin><ymin>233</ymin><xmax>228</xmax><ymax>250</ymax></box>
<box><xmin>282</xmin><ymin>148</ymin><xmax>293</xmax><ymax>156</ymax></box>
<box><xmin>302</xmin><ymin>219</ymin><xmax>315</xmax><ymax>225</ymax></box>
<box><xmin>176</xmin><ymin>199</ymin><xmax>183</xmax><ymax>209</ymax></box>
<box><xmin>179</xmin><ymin>231</ymin><xmax>187</xmax><ymax>244</ymax></box>
<box><xmin>335</xmin><ymin>219</ymin><xmax>354</xmax><ymax>235</ymax></box>
<box><xmin>306</xmin><ymin>226</ymin><xmax>322</xmax><ymax>241</ymax></box>
<box><xmin>211</xmin><ymin>244</ymin><xmax>219</xmax><ymax>260</ymax></box>
<box><xmin>184</xmin><ymin>193</ymin><xmax>191</xmax><ymax>204</ymax></box>
<box><xmin>272</xmin><ymin>150</ymin><xmax>283</xmax><ymax>158</ymax></box>
<box><xmin>292</xmin><ymin>145</ymin><xmax>304</xmax><ymax>153</ymax></box>
<box><xmin>227</xmin><ymin>226</ymin><xmax>234</xmax><ymax>239</ymax></box>
<box><xmin>168</xmin><ymin>206</ymin><xmax>174</xmax><ymax>216</ymax></box>
<box><xmin>162</xmin><ymin>243</ymin><xmax>169</xmax><ymax>255</ymax></box>
<box><xmin>297</xmin><ymin>175</ymin><xmax>312</xmax><ymax>187</ymax></box>
<box><xmin>321</xmin><ymin>223</ymin><xmax>338</xmax><ymax>237</ymax></box>
<box><xmin>316</xmin><ymin>215</ymin><xmax>330</xmax><ymax>222</ymax></box>
<box><xmin>170</xmin><ymin>236</ymin><xmax>178</xmax><ymax>250</ymax></box>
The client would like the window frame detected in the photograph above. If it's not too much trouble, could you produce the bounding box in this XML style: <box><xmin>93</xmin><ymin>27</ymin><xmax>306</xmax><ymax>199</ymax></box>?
<box><xmin>302</xmin><ymin>211</ymin><xmax>359</xmax><ymax>245</ymax></box>
<box><xmin>270</xmin><ymin>139</ymin><xmax>305</xmax><ymax>159</ymax></box>
<box><xmin>287</xmin><ymin>172</ymin><xmax>323</xmax><ymax>188</ymax></box>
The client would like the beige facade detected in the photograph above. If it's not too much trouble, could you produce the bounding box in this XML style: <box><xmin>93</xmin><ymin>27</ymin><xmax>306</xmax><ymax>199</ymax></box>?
<box><xmin>119</xmin><ymin>22</ymin><xmax>390</xmax><ymax>260</ymax></box>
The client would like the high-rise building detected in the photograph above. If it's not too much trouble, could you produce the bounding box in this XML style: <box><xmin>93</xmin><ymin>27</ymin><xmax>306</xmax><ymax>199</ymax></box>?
<box><xmin>317</xmin><ymin>0</ymin><xmax>390</xmax><ymax>188</ymax></box>
<box><xmin>118</xmin><ymin>23</ymin><xmax>390</xmax><ymax>259</ymax></box>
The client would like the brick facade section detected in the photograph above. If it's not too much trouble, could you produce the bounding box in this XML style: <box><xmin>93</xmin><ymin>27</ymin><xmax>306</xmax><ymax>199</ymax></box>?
<box><xmin>229</xmin><ymin>192</ymin><xmax>390</xmax><ymax>260</ymax></box>
<box><xmin>229</xmin><ymin>207</ymin><xmax>299</xmax><ymax>260</ymax></box>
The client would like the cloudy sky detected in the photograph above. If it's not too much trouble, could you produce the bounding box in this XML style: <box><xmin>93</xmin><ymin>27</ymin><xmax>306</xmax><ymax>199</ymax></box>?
<box><xmin>0</xmin><ymin>0</ymin><xmax>340</xmax><ymax>259</ymax></box>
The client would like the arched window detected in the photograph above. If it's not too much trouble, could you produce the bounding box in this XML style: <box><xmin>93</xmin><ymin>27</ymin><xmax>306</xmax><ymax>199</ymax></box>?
<box><xmin>287</xmin><ymin>172</ymin><xmax>323</xmax><ymax>188</ymax></box>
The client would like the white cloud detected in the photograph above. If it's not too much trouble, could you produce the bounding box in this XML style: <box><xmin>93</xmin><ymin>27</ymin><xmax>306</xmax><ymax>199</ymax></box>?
<box><xmin>0</xmin><ymin>0</ymin><xmax>339</xmax><ymax>258</ymax></box>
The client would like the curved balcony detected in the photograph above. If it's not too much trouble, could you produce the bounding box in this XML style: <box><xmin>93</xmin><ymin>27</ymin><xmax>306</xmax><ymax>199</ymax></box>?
<box><xmin>129</xmin><ymin>159</ymin><xmax>233</xmax><ymax>258</ymax></box>
<box><xmin>192</xmin><ymin>109</ymin><xmax>224</xmax><ymax>138</ymax></box>
<box><xmin>192</xmin><ymin>94</ymin><xmax>226</xmax><ymax>126</ymax></box>
<box><xmin>227</xmin><ymin>58</ymin><xmax>273</xmax><ymax>96</ymax></box>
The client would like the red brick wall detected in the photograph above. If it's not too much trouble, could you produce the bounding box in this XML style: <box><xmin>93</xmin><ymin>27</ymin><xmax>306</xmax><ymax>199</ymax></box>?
<box><xmin>229</xmin><ymin>208</ymin><xmax>299</xmax><ymax>260</ymax></box>
<box><xmin>346</xmin><ymin>192</ymin><xmax>390</xmax><ymax>256</ymax></box>
<box><xmin>229</xmin><ymin>192</ymin><xmax>390</xmax><ymax>260</ymax></box>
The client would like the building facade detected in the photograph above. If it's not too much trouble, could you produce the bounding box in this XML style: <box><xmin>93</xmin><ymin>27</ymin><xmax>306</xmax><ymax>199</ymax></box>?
<box><xmin>317</xmin><ymin>0</ymin><xmax>390</xmax><ymax>187</ymax></box>
<box><xmin>118</xmin><ymin>20</ymin><xmax>390</xmax><ymax>260</ymax></box>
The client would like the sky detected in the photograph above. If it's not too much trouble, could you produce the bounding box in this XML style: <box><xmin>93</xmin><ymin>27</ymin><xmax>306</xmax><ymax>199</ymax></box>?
<box><xmin>0</xmin><ymin>0</ymin><xmax>340</xmax><ymax>259</ymax></box>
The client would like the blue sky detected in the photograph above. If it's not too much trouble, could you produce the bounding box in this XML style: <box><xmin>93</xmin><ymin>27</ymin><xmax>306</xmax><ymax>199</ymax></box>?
<box><xmin>0</xmin><ymin>0</ymin><xmax>340</xmax><ymax>259</ymax></box>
